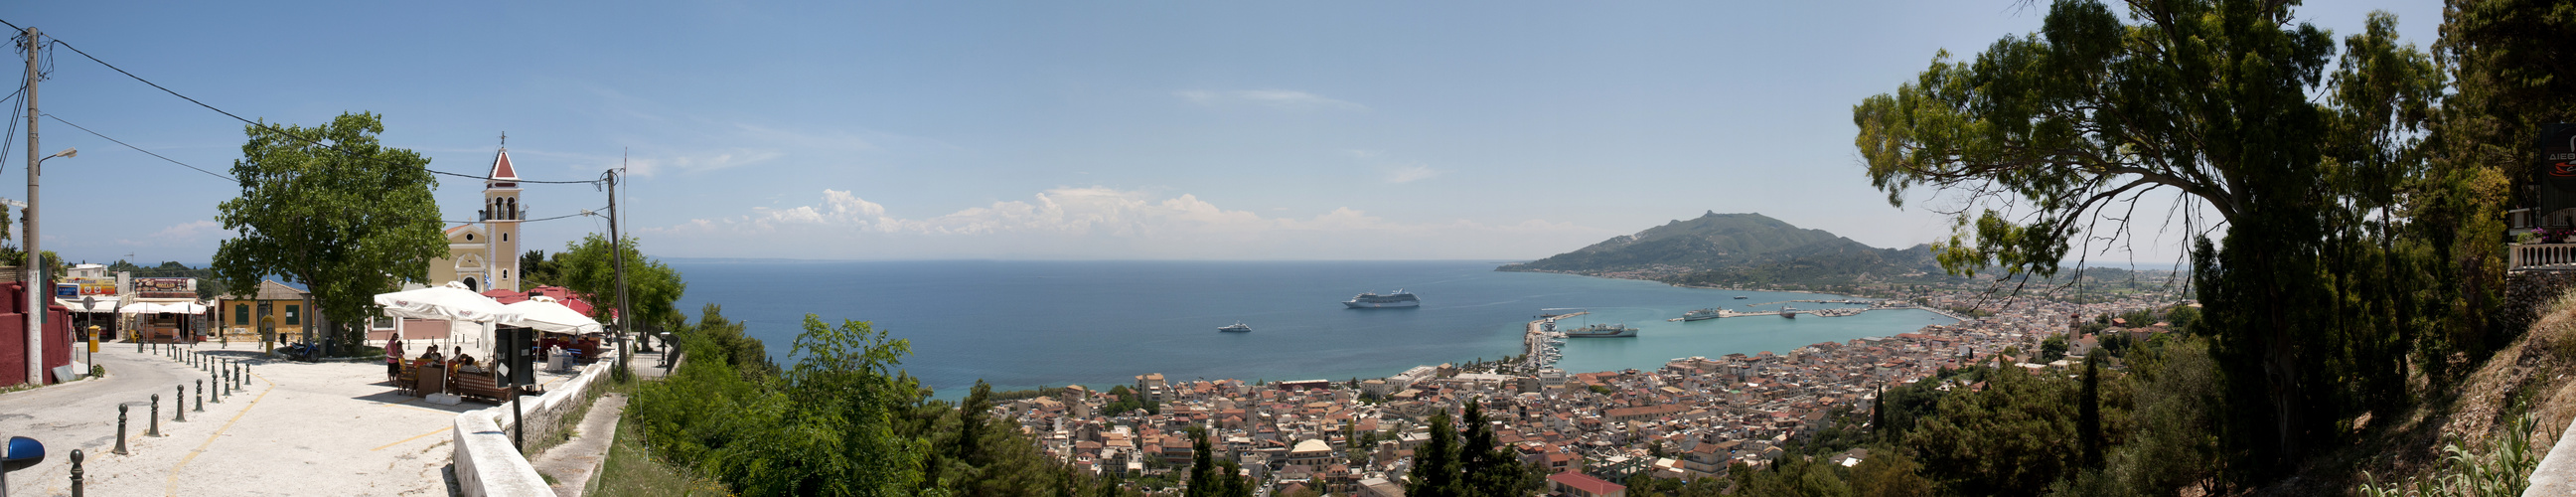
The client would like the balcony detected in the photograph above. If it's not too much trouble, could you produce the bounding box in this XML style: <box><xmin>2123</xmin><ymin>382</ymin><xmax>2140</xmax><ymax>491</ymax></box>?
<box><xmin>2512</xmin><ymin>243</ymin><xmax>2576</xmax><ymax>271</ymax></box>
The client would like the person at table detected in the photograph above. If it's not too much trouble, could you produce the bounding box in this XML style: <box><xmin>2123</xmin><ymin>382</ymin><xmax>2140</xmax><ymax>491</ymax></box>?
<box><xmin>453</xmin><ymin>346</ymin><xmax>477</xmax><ymax>368</ymax></box>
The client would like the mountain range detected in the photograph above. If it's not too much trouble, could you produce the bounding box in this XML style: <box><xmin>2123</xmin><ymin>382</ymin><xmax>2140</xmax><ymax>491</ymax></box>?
<box><xmin>1498</xmin><ymin>212</ymin><xmax>1954</xmax><ymax>288</ymax></box>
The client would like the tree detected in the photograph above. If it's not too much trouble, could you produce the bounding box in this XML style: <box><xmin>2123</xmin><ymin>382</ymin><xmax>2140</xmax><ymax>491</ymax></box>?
<box><xmin>555</xmin><ymin>234</ymin><xmax>687</xmax><ymax>328</ymax></box>
<box><xmin>1406</xmin><ymin>411</ymin><xmax>1462</xmax><ymax>497</ymax></box>
<box><xmin>519</xmin><ymin>249</ymin><xmax>560</xmax><ymax>287</ymax></box>
<box><xmin>212</xmin><ymin>112</ymin><xmax>446</xmax><ymax>355</ymax></box>
<box><xmin>1851</xmin><ymin>0</ymin><xmax>2442</xmax><ymax>478</ymax></box>
<box><xmin>2078</xmin><ymin>354</ymin><xmax>2104</xmax><ymax>468</ymax></box>
<box><xmin>2419</xmin><ymin>0</ymin><xmax>2576</xmax><ymax>370</ymax></box>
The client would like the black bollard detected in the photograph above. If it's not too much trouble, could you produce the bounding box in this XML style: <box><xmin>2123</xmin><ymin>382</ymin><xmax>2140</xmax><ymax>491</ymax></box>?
<box><xmin>115</xmin><ymin>405</ymin><xmax>129</xmax><ymax>454</ymax></box>
<box><xmin>148</xmin><ymin>395</ymin><xmax>162</xmax><ymax>437</ymax></box>
<box><xmin>175</xmin><ymin>386</ymin><xmax>187</xmax><ymax>422</ymax></box>
<box><xmin>195</xmin><ymin>381</ymin><xmax>205</xmax><ymax>413</ymax></box>
<box><xmin>70</xmin><ymin>448</ymin><xmax>83</xmax><ymax>497</ymax></box>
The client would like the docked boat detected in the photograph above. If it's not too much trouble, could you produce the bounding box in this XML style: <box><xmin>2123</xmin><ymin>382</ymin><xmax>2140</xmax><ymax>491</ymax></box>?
<box><xmin>1562</xmin><ymin>323</ymin><xmax>1639</xmax><ymax>338</ymax></box>
<box><xmin>1344</xmin><ymin>289</ymin><xmax>1422</xmax><ymax>308</ymax></box>
<box><xmin>1218</xmin><ymin>322</ymin><xmax>1252</xmax><ymax>333</ymax></box>
<box><xmin>1683</xmin><ymin>308</ymin><xmax>1723</xmax><ymax>321</ymax></box>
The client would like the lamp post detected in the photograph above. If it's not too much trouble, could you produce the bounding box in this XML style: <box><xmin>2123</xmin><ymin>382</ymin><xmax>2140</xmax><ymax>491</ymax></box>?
<box><xmin>17</xmin><ymin>146</ymin><xmax>69</xmax><ymax>386</ymax></box>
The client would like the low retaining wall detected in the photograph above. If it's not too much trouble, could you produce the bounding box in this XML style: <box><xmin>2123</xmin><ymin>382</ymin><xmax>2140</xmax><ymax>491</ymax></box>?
<box><xmin>453</xmin><ymin>353</ymin><xmax>618</xmax><ymax>497</ymax></box>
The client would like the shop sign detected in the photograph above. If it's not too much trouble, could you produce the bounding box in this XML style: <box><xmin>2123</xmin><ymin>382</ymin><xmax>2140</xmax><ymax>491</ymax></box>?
<box><xmin>134</xmin><ymin>277</ymin><xmax>196</xmax><ymax>299</ymax></box>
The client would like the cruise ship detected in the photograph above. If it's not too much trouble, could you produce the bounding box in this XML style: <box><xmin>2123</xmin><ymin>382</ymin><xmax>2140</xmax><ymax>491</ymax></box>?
<box><xmin>1562</xmin><ymin>323</ymin><xmax>1638</xmax><ymax>338</ymax></box>
<box><xmin>1683</xmin><ymin>308</ymin><xmax>1723</xmax><ymax>321</ymax></box>
<box><xmin>1343</xmin><ymin>289</ymin><xmax>1421</xmax><ymax>308</ymax></box>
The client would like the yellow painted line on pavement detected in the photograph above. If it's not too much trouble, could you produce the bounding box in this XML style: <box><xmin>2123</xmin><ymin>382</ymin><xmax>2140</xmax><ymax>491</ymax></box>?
<box><xmin>375</xmin><ymin>426</ymin><xmax>454</xmax><ymax>451</ymax></box>
<box><xmin>164</xmin><ymin>370</ymin><xmax>275</xmax><ymax>496</ymax></box>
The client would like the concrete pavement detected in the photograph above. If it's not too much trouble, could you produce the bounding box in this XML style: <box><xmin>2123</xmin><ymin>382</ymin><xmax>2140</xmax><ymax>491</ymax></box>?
<box><xmin>0</xmin><ymin>341</ymin><xmax>591</xmax><ymax>496</ymax></box>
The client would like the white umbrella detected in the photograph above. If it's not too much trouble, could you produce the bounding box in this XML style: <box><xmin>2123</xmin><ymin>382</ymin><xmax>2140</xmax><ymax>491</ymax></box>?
<box><xmin>502</xmin><ymin>298</ymin><xmax>603</xmax><ymax>334</ymax></box>
<box><xmin>374</xmin><ymin>281</ymin><xmax>518</xmax><ymax>352</ymax></box>
<box><xmin>117</xmin><ymin>301</ymin><xmax>208</xmax><ymax>314</ymax></box>
<box><xmin>374</xmin><ymin>282</ymin><xmax>514</xmax><ymax>323</ymax></box>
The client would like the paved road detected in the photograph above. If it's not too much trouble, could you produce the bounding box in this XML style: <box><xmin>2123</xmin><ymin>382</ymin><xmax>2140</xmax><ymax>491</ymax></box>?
<box><xmin>0</xmin><ymin>343</ymin><xmax>248</xmax><ymax>495</ymax></box>
<box><xmin>1</xmin><ymin>341</ymin><xmax>591</xmax><ymax>496</ymax></box>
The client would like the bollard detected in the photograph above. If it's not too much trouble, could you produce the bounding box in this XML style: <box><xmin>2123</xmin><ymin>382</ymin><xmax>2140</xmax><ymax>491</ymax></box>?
<box><xmin>69</xmin><ymin>448</ymin><xmax>82</xmax><ymax>497</ymax></box>
<box><xmin>148</xmin><ymin>395</ymin><xmax>162</xmax><ymax>436</ymax></box>
<box><xmin>115</xmin><ymin>405</ymin><xmax>129</xmax><ymax>454</ymax></box>
<box><xmin>195</xmin><ymin>381</ymin><xmax>205</xmax><ymax>413</ymax></box>
<box><xmin>215</xmin><ymin>374</ymin><xmax>225</xmax><ymax>402</ymax></box>
<box><xmin>175</xmin><ymin>386</ymin><xmax>187</xmax><ymax>422</ymax></box>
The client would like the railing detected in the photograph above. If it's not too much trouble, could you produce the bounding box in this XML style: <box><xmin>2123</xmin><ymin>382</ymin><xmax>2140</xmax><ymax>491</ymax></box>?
<box><xmin>2511</xmin><ymin>243</ymin><xmax>2576</xmax><ymax>270</ymax></box>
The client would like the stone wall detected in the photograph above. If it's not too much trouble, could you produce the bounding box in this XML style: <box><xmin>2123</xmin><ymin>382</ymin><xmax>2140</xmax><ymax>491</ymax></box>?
<box><xmin>451</xmin><ymin>352</ymin><xmax>618</xmax><ymax>497</ymax></box>
<box><xmin>2504</xmin><ymin>271</ymin><xmax>2576</xmax><ymax>342</ymax></box>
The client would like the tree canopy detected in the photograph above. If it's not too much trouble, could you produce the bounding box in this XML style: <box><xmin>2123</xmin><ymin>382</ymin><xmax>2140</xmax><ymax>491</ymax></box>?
<box><xmin>1852</xmin><ymin>0</ymin><xmax>2450</xmax><ymax>478</ymax></box>
<box><xmin>554</xmin><ymin>234</ymin><xmax>686</xmax><ymax>330</ymax></box>
<box><xmin>212</xmin><ymin>111</ymin><xmax>445</xmax><ymax>351</ymax></box>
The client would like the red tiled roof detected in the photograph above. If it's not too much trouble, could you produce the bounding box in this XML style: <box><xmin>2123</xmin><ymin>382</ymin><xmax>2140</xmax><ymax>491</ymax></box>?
<box><xmin>489</xmin><ymin>148</ymin><xmax>520</xmax><ymax>181</ymax></box>
<box><xmin>1550</xmin><ymin>471</ymin><xmax>1625</xmax><ymax>494</ymax></box>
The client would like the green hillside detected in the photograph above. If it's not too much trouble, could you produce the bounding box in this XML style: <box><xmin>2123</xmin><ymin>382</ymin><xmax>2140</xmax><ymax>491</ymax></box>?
<box><xmin>1499</xmin><ymin>212</ymin><xmax>1952</xmax><ymax>287</ymax></box>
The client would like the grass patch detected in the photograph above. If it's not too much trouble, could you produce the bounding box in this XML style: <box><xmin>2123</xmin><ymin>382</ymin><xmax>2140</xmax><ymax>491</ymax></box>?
<box><xmin>593</xmin><ymin>377</ymin><xmax>729</xmax><ymax>497</ymax></box>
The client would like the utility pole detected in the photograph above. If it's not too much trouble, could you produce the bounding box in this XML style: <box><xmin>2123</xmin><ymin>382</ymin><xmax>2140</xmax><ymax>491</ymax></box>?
<box><xmin>606</xmin><ymin>168</ymin><xmax>631</xmax><ymax>378</ymax></box>
<box><xmin>22</xmin><ymin>27</ymin><xmax>43</xmax><ymax>386</ymax></box>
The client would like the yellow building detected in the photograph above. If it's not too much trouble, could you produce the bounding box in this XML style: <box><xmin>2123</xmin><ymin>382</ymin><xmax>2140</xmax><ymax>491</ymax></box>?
<box><xmin>427</xmin><ymin>147</ymin><xmax>526</xmax><ymax>292</ymax></box>
<box><xmin>215</xmin><ymin>280</ymin><xmax>309</xmax><ymax>343</ymax></box>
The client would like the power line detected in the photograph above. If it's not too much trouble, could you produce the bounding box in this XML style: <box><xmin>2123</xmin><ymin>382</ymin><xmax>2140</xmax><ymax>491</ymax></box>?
<box><xmin>43</xmin><ymin>113</ymin><xmax>235</xmax><ymax>182</ymax></box>
<box><xmin>34</xmin><ymin>32</ymin><xmax>602</xmax><ymax>185</ymax></box>
<box><xmin>442</xmin><ymin>207</ymin><xmax>602</xmax><ymax>226</ymax></box>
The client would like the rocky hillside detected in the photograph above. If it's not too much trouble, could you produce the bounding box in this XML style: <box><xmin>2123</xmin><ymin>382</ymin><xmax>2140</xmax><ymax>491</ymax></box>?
<box><xmin>1499</xmin><ymin>212</ymin><xmax>1950</xmax><ymax>287</ymax></box>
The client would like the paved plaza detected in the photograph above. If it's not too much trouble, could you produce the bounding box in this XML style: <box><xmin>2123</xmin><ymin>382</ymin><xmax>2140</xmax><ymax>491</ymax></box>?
<box><xmin>0</xmin><ymin>341</ymin><xmax>596</xmax><ymax>496</ymax></box>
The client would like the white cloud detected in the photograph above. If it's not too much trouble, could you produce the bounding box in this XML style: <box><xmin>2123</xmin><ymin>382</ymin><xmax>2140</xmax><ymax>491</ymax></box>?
<box><xmin>1384</xmin><ymin>164</ymin><xmax>1441</xmax><ymax>184</ymax></box>
<box><xmin>1178</xmin><ymin>89</ymin><xmax>1368</xmax><ymax>111</ymax></box>
<box><xmin>647</xmin><ymin>188</ymin><xmax>1610</xmax><ymax>259</ymax></box>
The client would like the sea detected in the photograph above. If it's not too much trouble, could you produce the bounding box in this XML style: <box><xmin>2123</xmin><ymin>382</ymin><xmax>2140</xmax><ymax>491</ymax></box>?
<box><xmin>667</xmin><ymin>259</ymin><xmax>1959</xmax><ymax>399</ymax></box>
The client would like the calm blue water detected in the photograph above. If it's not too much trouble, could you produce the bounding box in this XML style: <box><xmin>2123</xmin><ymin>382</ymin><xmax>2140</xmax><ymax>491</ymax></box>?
<box><xmin>667</xmin><ymin>259</ymin><xmax>1955</xmax><ymax>398</ymax></box>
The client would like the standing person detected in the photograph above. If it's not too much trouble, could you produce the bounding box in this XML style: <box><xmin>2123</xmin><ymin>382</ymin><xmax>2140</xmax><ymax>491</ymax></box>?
<box><xmin>387</xmin><ymin>336</ymin><xmax>406</xmax><ymax>382</ymax></box>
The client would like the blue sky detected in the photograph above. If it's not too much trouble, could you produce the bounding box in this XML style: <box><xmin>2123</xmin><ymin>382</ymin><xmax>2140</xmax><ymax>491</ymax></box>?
<box><xmin>3</xmin><ymin>1</ymin><xmax>2441</xmax><ymax>263</ymax></box>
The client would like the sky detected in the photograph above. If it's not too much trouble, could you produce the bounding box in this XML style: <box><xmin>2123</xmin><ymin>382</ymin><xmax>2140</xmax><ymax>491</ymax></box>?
<box><xmin>1</xmin><ymin>1</ymin><xmax>2443</xmax><ymax>264</ymax></box>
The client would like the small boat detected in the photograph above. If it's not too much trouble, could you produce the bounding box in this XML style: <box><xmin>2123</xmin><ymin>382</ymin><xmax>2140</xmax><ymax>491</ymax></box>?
<box><xmin>1734</xmin><ymin>296</ymin><xmax>1749</xmax><ymax>299</ymax></box>
<box><xmin>1218</xmin><ymin>322</ymin><xmax>1252</xmax><ymax>333</ymax></box>
<box><xmin>1683</xmin><ymin>308</ymin><xmax>1723</xmax><ymax>321</ymax></box>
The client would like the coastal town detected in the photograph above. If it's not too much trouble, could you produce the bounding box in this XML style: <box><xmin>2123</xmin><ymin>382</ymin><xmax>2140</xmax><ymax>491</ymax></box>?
<box><xmin>997</xmin><ymin>285</ymin><xmax>2188</xmax><ymax>496</ymax></box>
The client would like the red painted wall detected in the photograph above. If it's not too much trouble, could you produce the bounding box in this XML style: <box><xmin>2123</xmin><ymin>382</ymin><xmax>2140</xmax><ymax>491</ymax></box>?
<box><xmin>0</xmin><ymin>281</ymin><xmax>77</xmax><ymax>388</ymax></box>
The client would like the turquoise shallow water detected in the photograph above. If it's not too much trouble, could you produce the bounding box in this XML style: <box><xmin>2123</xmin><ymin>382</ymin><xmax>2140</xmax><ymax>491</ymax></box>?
<box><xmin>667</xmin><ymin>259</ymin><xmax>1955</xmax><ymax>398</ymax></box>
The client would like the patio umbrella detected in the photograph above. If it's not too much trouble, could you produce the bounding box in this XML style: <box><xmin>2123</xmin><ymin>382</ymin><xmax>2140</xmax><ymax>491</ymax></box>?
<box><xmin>374</xmin><ymin>281</ymin><xmax>519</xmax><ymax>353</ymax></box>
<box><xmin>501</xmin><ymin>297</ymin><xmax>603</xmax><ymax>335</ymax></box>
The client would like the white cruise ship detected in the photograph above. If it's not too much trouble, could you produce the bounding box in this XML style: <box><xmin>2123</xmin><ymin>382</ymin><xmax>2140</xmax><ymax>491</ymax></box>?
<box><xmin>1343</xmin><ymin>289</ymin><xmax>1421</xmax><ymax>308</ymax></box>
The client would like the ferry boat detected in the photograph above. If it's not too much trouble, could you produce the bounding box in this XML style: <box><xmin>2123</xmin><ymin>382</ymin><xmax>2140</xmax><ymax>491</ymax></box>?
<box><xmin>1562</xmin><ymin>323</ymin><xmax>1639</xmax><ymax>338</ymax></box>
<box><xmin>1218</xmin><ymin>322</ymin><xmax>1252</xmax><ymax>332</ymax></box>
<box><xmin>1683</xmin><ymin>308</ymin><xmax>1723</xmax><ymax>321</ymax></box>
<box><xmin>1781</xmin><ymin>306</ymin><xmax>1797</xmax><ymax>319</ymax></box>
<box><xmin>1343</xmin><ymin>289</ymin><xmax>1422</xmax><ymax>308</ymax></box>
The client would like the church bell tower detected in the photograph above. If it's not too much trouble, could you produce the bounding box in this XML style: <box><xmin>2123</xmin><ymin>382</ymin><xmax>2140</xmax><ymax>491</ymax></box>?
<box><xmin>483</xmin><ymin>144</ymin><xmax>524</xmax><ymax>292</ymax></box>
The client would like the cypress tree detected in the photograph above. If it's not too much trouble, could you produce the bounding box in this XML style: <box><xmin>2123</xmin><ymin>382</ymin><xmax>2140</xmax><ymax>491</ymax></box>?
<box><xmin>2079</xmin><ymin>354</ymin><xmax>2104</xmax><ymax>467</ymax></box>
<box><xmin>1407</xmin><ymin>411</ymin><xmax>1462</xmax><ymax>497</ymax></box>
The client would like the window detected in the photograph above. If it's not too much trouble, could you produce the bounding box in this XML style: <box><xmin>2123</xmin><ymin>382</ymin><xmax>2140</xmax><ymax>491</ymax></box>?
<box><xmin>466</xmin><ymin>234</ymin><xmax>475</xmax><ymax>241</ymax></box>
<box><xmin>234</xmin><ymin>304</ymin><xmax>249</xmax><ymax>325</ymax></box>
<box><xmin>285</xmin><ymin>305</ymin><xmax>301</xmax><ymax>325</ymax></box>
<box><xmin>502</xmin><ymin>233</ymin><xmax>509</xmax><ymax>242</ymax></box>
